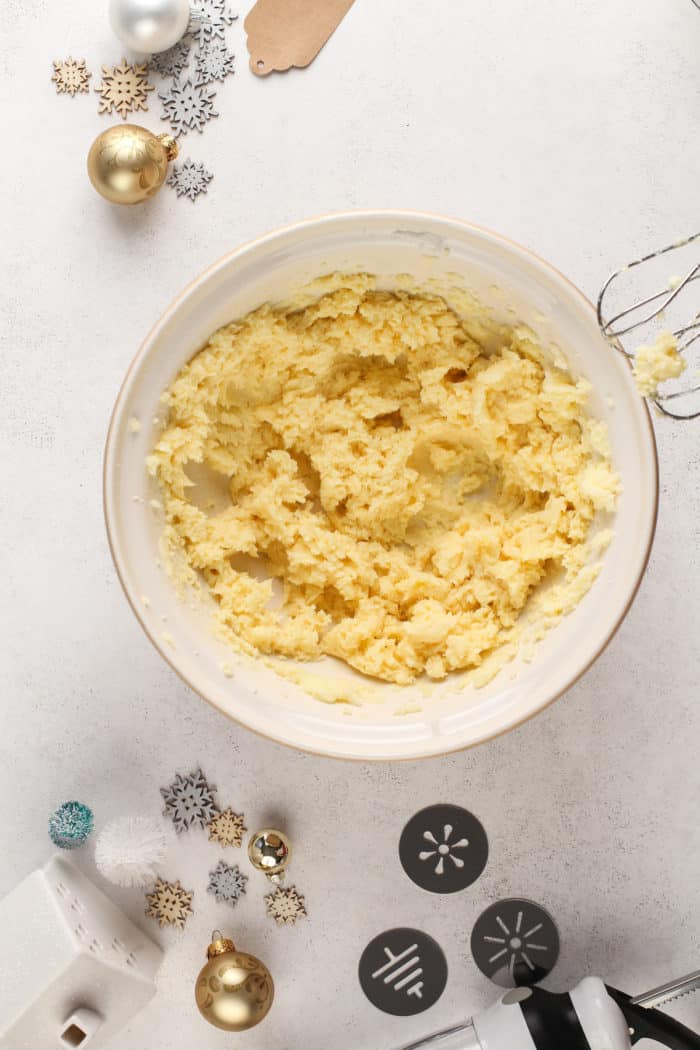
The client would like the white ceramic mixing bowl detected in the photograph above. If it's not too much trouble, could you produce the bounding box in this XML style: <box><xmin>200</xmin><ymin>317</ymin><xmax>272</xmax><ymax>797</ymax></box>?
<box><xmin>104</xmin><ymin>211</ymin><xmax>658</xmax><ymax>760</ymax></box>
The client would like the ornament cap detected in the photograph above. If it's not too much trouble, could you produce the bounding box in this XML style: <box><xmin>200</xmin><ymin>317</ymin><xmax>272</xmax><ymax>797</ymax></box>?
<box><xmin>207</xmin><ymin>930</ymin><xmax>236</xmax><ymax>958</ymax></box>
<box><xmin>157</xmin><ymin>133</ymin><xmax>179</xmax><ymax>161</ymax></box>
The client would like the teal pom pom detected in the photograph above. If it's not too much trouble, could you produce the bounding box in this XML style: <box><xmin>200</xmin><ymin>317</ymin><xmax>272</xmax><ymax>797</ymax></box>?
<box><xmin>49</xmin><ymin>801</ymin><xmax>94</xmax><ymax>850</ymax></box>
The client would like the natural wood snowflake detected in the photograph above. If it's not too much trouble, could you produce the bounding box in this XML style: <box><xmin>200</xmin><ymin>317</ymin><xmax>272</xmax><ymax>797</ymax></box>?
<box><xmin>51</xmin><ymin>57</ymin><xmax>91</xmax><ymax>96</ymax></box>
<box><xmin>96</xmin><ymin>58</ymin><xmax>154</xmax><ymax>120</ymax></box>
<box><xmin>145</xmin><ymin>878</ymin><xmax>194</xmax><ymax>929</ymax></box>
<box><xmin>265</xmin><ymin>885</ymin><xmax>307</xmax><ymax>927</ymax></box>
<box><xmin>208</xmin><ymin>807</ymin><xmax>246</xmax><ymax>847</ymax></box>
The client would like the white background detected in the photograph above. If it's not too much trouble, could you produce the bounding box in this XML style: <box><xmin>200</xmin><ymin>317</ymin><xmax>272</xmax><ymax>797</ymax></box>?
<box><xmin>2</xmin><ymin>1</ymin><xmax>699</xmax><ymax>1048</ymax></box>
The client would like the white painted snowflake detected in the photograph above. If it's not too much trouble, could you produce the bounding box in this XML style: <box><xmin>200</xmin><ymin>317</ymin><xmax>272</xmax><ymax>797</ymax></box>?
<box><xmin>150</xmin><ymin>38</ymin><xmax>191</xmax><ymax>78</ymax></box>
<box><xmin>195</xmin><ymin>41</ymin><xmax>235</xmax><ymax>84</ymax></box>
<box><xmin>208</xmin><ymin>860</ymin><xmax>247</xmax><ymax>906</ymax></box>
<box><xmin>189</xmin><ymin>0</ymin><xmax>237</xmax><ymax>44</ymax></box>
<box><xmin>265</xmin><ymin>885</ymin><xmax>307</xmax><ymax>927</ymax></box>
<box><xmin>161</xmin><ymin>768</ymin><xmax>218</xmax><ymax>832</ymax></box>
<box><xmin>159</xmin><ymin>78</ymin><xmax>218</xmax><ymax>135</ymax></box>
<box><xmin>167</xmin><ymin>159</ymin><xmax>213</xmax><ymax>201</ymax></box>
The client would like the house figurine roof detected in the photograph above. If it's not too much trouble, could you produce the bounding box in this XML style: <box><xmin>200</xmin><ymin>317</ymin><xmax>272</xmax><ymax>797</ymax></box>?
<box><xmin>0</xmin><ymin>854</ymin><xmax>162</xmax><ymax>1048</ymax></box>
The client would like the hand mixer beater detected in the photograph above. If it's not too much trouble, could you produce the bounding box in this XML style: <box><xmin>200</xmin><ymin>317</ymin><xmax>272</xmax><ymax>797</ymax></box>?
<box><xmin>597</xmin><ymin>232</ymin><xmax>700</xmax><ymax>419</ymax></box>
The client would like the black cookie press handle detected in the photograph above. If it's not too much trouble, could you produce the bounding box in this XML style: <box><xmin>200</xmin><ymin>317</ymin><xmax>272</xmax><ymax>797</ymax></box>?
<box><xmin>607</xmin><ymin>987</ymin><xmax>700</xmax><ymax>1050</ymax></box>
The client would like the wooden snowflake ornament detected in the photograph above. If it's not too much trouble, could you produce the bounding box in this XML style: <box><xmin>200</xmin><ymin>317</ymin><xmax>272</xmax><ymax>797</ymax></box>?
<box><xmin>189</xmin><ymin>0</ymin><xmax>237</xmax><ymax>44</ymax></box>
<box><xmin>265</xmin><ymin>885</ymin><xmax>307</xmax><ymax>927</ymax></box>
<box><xmin>195</xmin><ymin>41</ymin><xmax>236</xmax><ymax>84</ymax></box>
<box><xmin>150</xmin><ymin>38</ymin><xmax>191</xmax><ymax>78</ymax></box>
<box><xmin>207</xmin><ymin>861</ymin><xmax>247</xmax><ymax>906</ymax></box>
<box><xmin>161</xmin><ymin>768</ymin><xmax>218</xmax><ymax>833</ymax></box>
<box><xmin>159</xmin><ymin>78</ymin><xmax>218</xmax><ymax>135</ymax></box>
<box><xmin>145</xmin><ymin>878</ymin><xmax>194</xmax><ymax>929</ymax></box>
<box><xmin>52</xmin><ymin>58</ymin><xmax>91</xmax><ymax>96</ymax></box>
<box><xmin>96</xmin><ymin>58</ymin><xmax>154</xmax><ymax>120</ymax></box>
<box><xmin>208</xmin><ymin>807</ymin><xmax>246</xmax><ymax>847</ymax></box>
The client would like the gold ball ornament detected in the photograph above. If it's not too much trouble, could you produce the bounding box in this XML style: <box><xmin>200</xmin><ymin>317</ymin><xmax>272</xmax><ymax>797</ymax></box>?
<box><xmin>248</xmin><ymin>828</ymin><xmax>292</xmax><ymax>883</ymax></box>
<box><xmin>87</xmin><ymin>124</ymin><xmax>178</xmax><ymax>205</ymax></box>
<box><xmin>195</xmin><ymin>931</ymin><xmax>274</xmax><ymax>1032</ymax></box>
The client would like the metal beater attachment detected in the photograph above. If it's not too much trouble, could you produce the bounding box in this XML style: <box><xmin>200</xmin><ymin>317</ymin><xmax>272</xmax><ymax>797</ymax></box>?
<box><xmin>597</xmin><ymin>233</ymin><xmax>700</xmax><ymax>419</ymax></box>
<box><xmin>631</xmin><ymin>968</ymin><xmax>700</xmax><ymax>1010</ymax></box>
<box><xmin>606</xmin><ymin>967</ymin><xmax>700</xmax><ymax>1049</ymax></box>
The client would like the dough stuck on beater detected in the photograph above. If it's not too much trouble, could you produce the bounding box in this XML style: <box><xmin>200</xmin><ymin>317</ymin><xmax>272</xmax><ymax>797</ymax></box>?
<box><xmin>632</xmin><ymin>330</ymin><xmax>686</xmax><ymax>398</ymax></box>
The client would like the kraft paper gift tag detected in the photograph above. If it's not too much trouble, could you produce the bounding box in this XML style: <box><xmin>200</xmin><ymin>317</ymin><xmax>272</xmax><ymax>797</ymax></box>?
<box><xmin>245</xmin><ymin>0</ymin><xmax>356</xmax><ymax>76</ymax></box>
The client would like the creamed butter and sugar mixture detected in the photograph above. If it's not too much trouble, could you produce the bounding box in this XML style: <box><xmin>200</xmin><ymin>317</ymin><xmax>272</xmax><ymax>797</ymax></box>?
<box><xmin>148</xmin><ymin>275</ymin><xmax>618</xmax><ymax>686</ymax></box>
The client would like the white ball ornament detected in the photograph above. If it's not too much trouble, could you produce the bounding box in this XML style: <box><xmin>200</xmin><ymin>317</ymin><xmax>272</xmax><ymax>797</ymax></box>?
<box><xmin>108</xmin><ymin>0</ymin><xmax>190</xmax><ymax>54</ymax></box>
<box><xmin>95</xmin><ymin>815</ymin><xmax>169</xmax><ymax>888</ymax></box>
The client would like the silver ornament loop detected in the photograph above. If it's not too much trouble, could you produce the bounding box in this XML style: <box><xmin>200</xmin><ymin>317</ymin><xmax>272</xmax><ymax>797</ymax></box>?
<box><xmin>108</xmin><ymin>0</ymin><xmax>190</xmax><ymax>54</ymax></box>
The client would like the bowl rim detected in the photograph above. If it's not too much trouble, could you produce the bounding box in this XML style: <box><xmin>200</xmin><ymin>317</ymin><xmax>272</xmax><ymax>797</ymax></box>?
<box><xmin>103</xmin><ymin>208</ymin><xmax>660</xmax><ymax>762</ymax></box>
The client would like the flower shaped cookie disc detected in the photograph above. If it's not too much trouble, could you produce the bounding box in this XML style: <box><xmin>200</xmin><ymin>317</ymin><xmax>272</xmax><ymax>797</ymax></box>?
<box><xmin>399</xmin><ymin>804</ymin><xmax>489</xmax><ymax>893</ymax></box>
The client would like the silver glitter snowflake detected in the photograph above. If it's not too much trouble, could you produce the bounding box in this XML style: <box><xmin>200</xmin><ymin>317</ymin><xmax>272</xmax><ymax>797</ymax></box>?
<box><xmin>189</xmin><ymin>0</ymin><xmax>237</xmax><ymax>44</ymax></box>
<box><xmin>161</xmin><ymin>768</ymin><xmax>218</xmax><ymax>833</ymax></box>
<box><xmin>195</xmin><ymin>41</ymin><xmax>235</xmax><ymax>85</ymax></box>
<box><xmin>150</xmin><ymin>38</ymin><xmax>191</xmax><ymax>79</ymax></box>
<box><xmin>159</xmin><ymin>78</ymin><xmax>218</xmax><ymax>135</ymax></box>
<box><xmin>167</xmin><ymin>159</ymin><xmax>214</xmax><ymax>201</ymax></box>
<box><xmin>207</xmin><ymin>860</ymin><xmax>247</xmax><ymax>906</ymax></box>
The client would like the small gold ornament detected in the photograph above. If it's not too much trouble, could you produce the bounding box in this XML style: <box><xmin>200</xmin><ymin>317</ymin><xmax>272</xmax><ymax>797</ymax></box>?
<box><xmin>248</xmin><ymin>828</ymin><xmax>291</xmax><ymax>883</ymax></box>
<box><xmin>87</xmin><ymin>124</ymin><xmax>178</xmax><ymax>205</ymax></box>
<box><xmin>195</xmin><ymin>930</ymin><xmax>274</xmax><ymax>1032</ymax></box>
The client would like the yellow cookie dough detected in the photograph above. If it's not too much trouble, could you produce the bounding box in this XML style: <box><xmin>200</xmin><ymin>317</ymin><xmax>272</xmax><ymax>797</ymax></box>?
<box><xmin>632</xmin><ymin>329</ymin><xmax>685</xmax><ymax>397</ymax></box>
<box><xmin>148</xmin><ymin>275</ymin><xmax>618</xmax><ymax>686</ymax></box>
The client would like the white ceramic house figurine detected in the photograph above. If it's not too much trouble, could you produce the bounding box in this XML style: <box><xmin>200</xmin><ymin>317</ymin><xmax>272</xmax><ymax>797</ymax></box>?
<box><xmin>0</xmin><ymin>855</ymin><xmax>162</xmax><ymax>1048</ymax></box>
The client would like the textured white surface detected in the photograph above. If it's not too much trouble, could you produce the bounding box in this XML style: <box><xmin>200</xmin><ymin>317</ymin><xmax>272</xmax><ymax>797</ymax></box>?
<box><xmin>1</xmin><ymin>1</ymin><xmax>699</xmax><ymax>1048</ymax></box>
